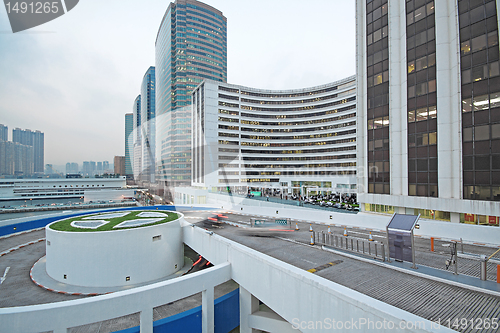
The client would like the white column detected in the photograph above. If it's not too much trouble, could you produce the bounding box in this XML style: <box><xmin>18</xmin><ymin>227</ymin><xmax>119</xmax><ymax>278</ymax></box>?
<box><xmin>240</xmin><ymin>286</ymin><xmax>260</xmax><ymax>333</ymax></box>
<box><xmin>435</xmin><ymin>0</ymin><xmax>462</xmax><ymax>199</ymax></box>
<box><xmin>356</xmin><ymin>0</ymin><xmax>368</xmax><ymax>196</ymax></box>
<box><xmin>202</xmin><ymin>287</ymin><xmax>214</xmax><ymax>333</ymax></box>
<box><xmin>140</xmin><ymin>307</ymin><xmax>153</xmax><ymax>333</ymax></box>
<box><xmin>388</xmin><ymin>0</ymin><xmax>408</xmax><ymax>196</ymax></box>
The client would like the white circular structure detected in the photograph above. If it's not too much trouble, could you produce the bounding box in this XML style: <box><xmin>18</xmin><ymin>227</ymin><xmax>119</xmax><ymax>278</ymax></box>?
<box><xmin>45</xmin><ymin>210</ymin><xmax>184</xmax><ymax>287</ymax></box>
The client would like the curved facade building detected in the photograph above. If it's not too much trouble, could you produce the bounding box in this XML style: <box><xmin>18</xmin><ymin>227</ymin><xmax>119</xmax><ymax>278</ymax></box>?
<box><xmin>155</xmin><ymin>0</ymin><xmax>227</xmax><ymax>198</ymax></box>
<box><xmin>191</xmin><ymin>77</ymin><xmax>357</xmax><ymax>195</ymax></box>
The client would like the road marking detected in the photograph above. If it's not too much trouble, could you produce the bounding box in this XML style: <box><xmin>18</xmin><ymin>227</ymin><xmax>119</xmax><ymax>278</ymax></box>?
<box><xmin>343</xmin><ymin>230</ymin><xmax>384</xmax><ymax>238</ymax></box>
<box><xmin>0</xmin><ymin>267</ymin><xmax>10</xmax><ymax>284</ymax></box>
<box><xmin>307</xmin><ymin>260</ymin><xmax>343</xmax><ymax>273</ymax></box>
<box><xmin>302</xmin><ymin>259</ymin><xmax>316</xmax><ymax>265</ymax></box>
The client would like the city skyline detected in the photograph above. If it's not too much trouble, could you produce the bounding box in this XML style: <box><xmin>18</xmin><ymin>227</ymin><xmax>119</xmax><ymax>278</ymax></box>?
<box><xmin>0</xmin><ymin>0</ymin><xmax>355</xmax><ymax>166</ymax></box>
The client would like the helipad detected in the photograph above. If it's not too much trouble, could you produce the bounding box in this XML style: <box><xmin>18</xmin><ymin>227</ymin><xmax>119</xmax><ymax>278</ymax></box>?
<box><xmin>44</xmin><ymin>210</ymin><xmax>185</xmax><ymax>289</ymax></box>
<box><xmin>49</xmin><ymin>210</ymin><xmax>178</xmax><ymax>232</ymax></box>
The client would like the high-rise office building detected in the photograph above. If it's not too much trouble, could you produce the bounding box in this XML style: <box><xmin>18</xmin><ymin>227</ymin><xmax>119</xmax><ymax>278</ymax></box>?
<box><xmin>125</xmin><ymin>113</ymin><xmax>134</xmax><ymax>178</ymax></box>
<box><xmin>32</xmin><ymin>130</ymin><xmax>44</xmax><ymax>173</ymax></box>
<box><xmin>156</xmin><ymin>0</ymin><xmax>227</xmax><ymax>198</ymax></box>
<box><xmin>12</xmin><ymin>128</ymin><xmax>44</xmax><ymax>173</ymax></box>
<box><xmin>0</xmin><ymin>124</ymin><xmax>7</xmax><ymax>141</ymax></box>
<box><xmin>103</xmin><ymin>161</ymin><xmax>110</xmax><ymax>172</ymax></box>
<box><xmin>133</xmin><ymin>95</ymin><xmax>142</xmax><ymax>180</ymax></box>
<box><xmin>141</xmin><ymin>67</ymin><xmax>156</xmax><ymax>183</ymax></box>
<box><xmin>356</xmin><ymin>0</ymin><xmax>500</xmax><ymax>225</ymax></box>
<box><xmin>82</xmin><ymin>161</ymin><xmax>91</xmax><ymax>176</ymax></box>
<box><xmin>114</xmin><ymin>156</ymin><xmax>125</xmax><ymax>176</ymax></box>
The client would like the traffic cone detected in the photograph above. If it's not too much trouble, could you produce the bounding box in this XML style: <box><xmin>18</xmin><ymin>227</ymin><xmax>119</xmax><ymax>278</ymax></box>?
<box><xmin>310</xmin><ymin>234</ymin><xmax>315</xmax><ymax>245</ymax></box>
<box><xmin>295</xmin><ymin>223</ymin><xmax>299</xmax><ymax>231</ymax></box>
<box><xmin>309</xmin><ymin>224</ymin><xmax>313</xmax><ymax>232</ymax></box>
<box><xmin>343</xmin><ymin>227</ymin><xmax>348</xmax><ymax>237</ymax></box>
<box><xmin>368</xmin><ymin>232</ymin><xmax>374</xmax><ymax>241</ymax></box>
<box><xmin>328</xmin><ymin>226</ymin><xmax>331</xmax><ymax>234</ymax></box>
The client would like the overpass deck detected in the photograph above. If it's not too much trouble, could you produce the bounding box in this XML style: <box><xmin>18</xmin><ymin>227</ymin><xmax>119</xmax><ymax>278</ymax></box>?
<box><xmin>213</xmin><ymin>213</ymin><xmax>500</xmax><ymax>333</ymax></box>
<box><xmin>1</xmin><ymin>210</ymin><xmax>499</xmax><ymax>332</ymax></box>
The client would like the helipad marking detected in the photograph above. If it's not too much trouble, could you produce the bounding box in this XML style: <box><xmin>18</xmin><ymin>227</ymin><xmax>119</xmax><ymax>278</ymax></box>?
<box><xmin>0</xmin><ymin>267</ymin><xmax>10</xmax><ymax>284</ymax></box>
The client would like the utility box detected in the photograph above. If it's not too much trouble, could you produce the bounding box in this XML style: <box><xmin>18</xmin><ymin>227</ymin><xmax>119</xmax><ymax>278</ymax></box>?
<box><xmin>386</xmin><ymin>214</ymin><xmax>420</xmax><ymax>268</ymax></box>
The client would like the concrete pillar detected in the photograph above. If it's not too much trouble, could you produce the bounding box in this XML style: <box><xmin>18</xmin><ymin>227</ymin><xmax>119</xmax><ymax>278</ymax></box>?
<box><xmin>435</xmin><ymin>0</ymin><xmax>462</xmax><ymax>199</ymax></box>
<box><xmin>140</xmin><ymin>307</ymin><xmax>153</xmax><ymax>333</ymax></box>
<box><xmin>451</xmin><ymin>212</ymin><xmax>460</xmax><ymax>223</ymax></box>
<box><xmin>202</xmin><ymin>287</ymin><xmax>214</xmax><ymax>333</ymax></box>
<box><xmin>240</xmin><ymin>286</ymin><xmax>260</xmax><ymax>333</ymax></box>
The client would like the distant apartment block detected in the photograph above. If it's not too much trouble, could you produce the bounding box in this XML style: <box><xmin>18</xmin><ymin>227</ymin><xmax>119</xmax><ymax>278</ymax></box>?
<box><xmin>114</xmin><ymin>156</ymin><xmax>126</xmax><ymax>176</ymax></box>
<box><xmin>0</xmin><ymin>124</ymin><xmax>7</xmax><ymax>141</ymax></box>
<box><xmin>65</xmin><ymin>162</ymin><xmax>79</xmax><ymax>174</ymax></box>
<box><xmin>12</xmin><ymin>128</ymin><xmax>44</xmax><ymax>173</ymax></box>
<box><xmin>0</xmin><ymin>140</ymin><xmax>33</xmax><ymax>175</ymax></box>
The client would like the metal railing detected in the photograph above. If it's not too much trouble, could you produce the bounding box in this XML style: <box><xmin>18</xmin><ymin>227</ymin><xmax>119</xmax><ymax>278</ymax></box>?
<box><xmin>313</xmin><ymin>230</ymin><xmax>385</xmax><ymax>262</ymax></box>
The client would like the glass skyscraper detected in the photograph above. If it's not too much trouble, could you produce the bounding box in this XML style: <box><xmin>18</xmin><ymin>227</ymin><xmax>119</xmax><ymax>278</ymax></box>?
<box><xmin>155</xmin><ymin>0</ymin><xmax>227</xmax><ymax>199</ymax></box>
<box><xmin>133</xmin><ymin>95</ymin><xmax>142</xmax><ymax>180</ymax></box>
<box><xmin>125</xmin><ymin>113</ymin><xmax>134</xmax><ymax>177</ymax></box>
<box><xmin>141</xmin><ymin>66</ymin><xmax>156</xmax><ymax>183</ymax></box>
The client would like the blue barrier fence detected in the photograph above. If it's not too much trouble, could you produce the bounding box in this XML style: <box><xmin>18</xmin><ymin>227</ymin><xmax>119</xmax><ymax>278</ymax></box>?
<box><xmin>117</xmin><ymin>288</ymin><xmax>240</xmax><ymax>333</ymax></box>
<box><xmin>0</xmin><ymin>205</ymin><xmax>214</xmax><ymax>238</ymax></box>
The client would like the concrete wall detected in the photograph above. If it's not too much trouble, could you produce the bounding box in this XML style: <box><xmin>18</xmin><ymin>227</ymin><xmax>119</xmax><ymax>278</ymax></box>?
<box><xmin>202</xmin><ymin>192</ymin><xmax>500</xmax><ymax>245</ymax></box>
<box><xmin>116</xmin><ymin>288</ymin><xmax>240</xmax><ymax>333</ymax></box>
<box><xmin>45</xmin><ymin>213</ymin><xmax>184</xmax><ymax>287</ymax></box>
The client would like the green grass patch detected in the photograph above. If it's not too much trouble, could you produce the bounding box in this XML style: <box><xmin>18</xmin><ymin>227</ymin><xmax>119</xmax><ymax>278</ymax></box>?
<box><xmin>49</xmin><ymin>210</ymin><xmax>180</xmax><ymax>232</ymax></box>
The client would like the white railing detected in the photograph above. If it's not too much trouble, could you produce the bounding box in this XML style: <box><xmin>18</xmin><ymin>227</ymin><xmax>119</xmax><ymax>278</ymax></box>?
<box><xmin>0</xmin><ymin>262</ymin><xmax>231</xmax><ymax>333</ymax></box>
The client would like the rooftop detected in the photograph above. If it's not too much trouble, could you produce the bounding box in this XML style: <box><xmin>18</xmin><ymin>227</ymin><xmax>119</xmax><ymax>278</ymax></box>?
<box><xmin>49</xmin><ymin>210</ymin><xmax>179</xmax><ymax>232</ymax></box>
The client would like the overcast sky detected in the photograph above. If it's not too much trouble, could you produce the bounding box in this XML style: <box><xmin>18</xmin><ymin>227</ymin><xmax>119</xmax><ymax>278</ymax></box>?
<box><xmin>0</xmin><ymin>0</ymin><xmax>355</xmax><ymax>168</ymax></box>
